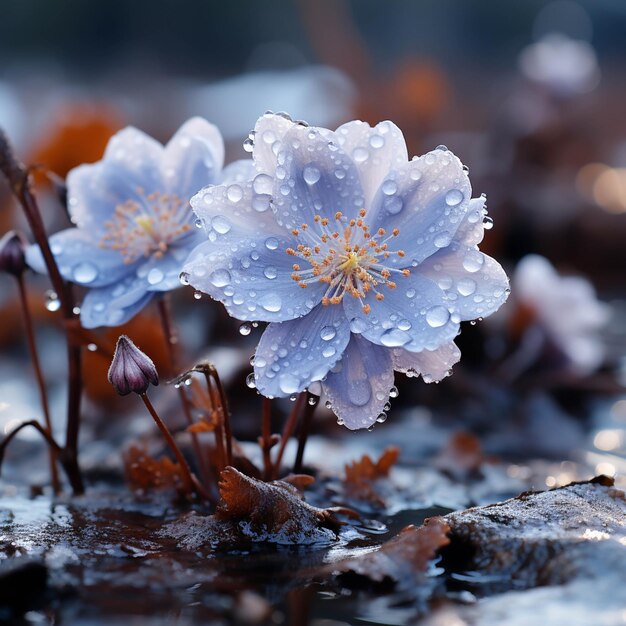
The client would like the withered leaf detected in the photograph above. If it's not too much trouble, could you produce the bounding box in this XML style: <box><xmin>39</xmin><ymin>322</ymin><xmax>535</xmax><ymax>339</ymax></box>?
<box><xmin>123</xmin><ymin>445</ymin><xmax>185</xmax><ymax>492</ymax></box>
<box><xmin>344</xmin><ymin>446</ymin><xmax>400</xmax><ymax>505</ymax></box>
<box><xmin>435</xmin><ymin>431</ymin><xmax>496</xmax><ymax>479</ymax></box>
<box><xmin>330</xmin><ymin>517</ymin><xmax>450</xmax><ymax>583</ymax></box>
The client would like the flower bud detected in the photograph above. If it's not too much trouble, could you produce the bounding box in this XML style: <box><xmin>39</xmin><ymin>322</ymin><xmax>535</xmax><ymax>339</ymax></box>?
<box><xmin>108</xmin><ymin>335</ymin><xmax>159</xmax><ymax>396</ymax></box>
<box><xmin>0</xmin><ymin>230</ymin><xmax>28</xmax><ymax>277</ymax></box>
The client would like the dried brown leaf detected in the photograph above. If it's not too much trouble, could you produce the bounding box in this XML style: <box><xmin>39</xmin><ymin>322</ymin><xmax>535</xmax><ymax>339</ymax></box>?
<box><xmin>435</xmin><ymin>431</ymin><xmax>496</xmax><ymax>479</ymax></box>
<box><xmin>344</xmin><ymin>446</ymin><xmax>400</xmax><ymax>505</ymax></box>
<box><xmin>123</xmin><ymin>445</ymin><xmax>185</xmax><ymax>492</ymax></box>
<box><xmin>331</xmin><ymin>517</ymin><xmax>450</xmax><ymax>583</ymax></box>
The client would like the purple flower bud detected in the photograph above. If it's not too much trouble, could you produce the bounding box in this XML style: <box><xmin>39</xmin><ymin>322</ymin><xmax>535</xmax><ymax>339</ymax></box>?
<box><xmin>108</xmin><ymin>335</ymin><xmax>159</xmax><ymax>396</ymax></box>
<box><xmin>0</xmin><ymin>230</ymin><xmax>28</xmax><ymax>277</ymax></box>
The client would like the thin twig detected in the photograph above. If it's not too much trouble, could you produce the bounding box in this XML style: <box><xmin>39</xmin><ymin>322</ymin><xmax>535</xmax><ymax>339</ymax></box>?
<box><xmin>294</xmin><ymin>392</ymin><xmax>317</xmax><ymax>474</ymax></box>
<box><xmin>16</xmin><ymin>274</ymin><xmax>60</xmax><ymax>493</ymax></box>
<box><xmin>140</xmin><ymin>393</ymin><xmax>209</xmax><ymax>500</ymax></box>
<box><xmin>0</xmin><ymin>420</ymin><xmax>63</xmax><ymax>473</ymax></box>
<box><xmin>272</xmin><ymin>392</ymin><xmax>306</xmax><ymax>479</ymax></box>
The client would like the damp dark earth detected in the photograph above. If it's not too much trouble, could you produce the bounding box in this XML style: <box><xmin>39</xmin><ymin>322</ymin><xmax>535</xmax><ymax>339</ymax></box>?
<box><xmin>2</xmin><ymin>2</ymin><xmax>626</xmax><ymax>626</ymax></box>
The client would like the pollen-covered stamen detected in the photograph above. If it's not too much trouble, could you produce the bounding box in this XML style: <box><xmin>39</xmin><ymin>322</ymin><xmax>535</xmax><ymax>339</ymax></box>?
<box><xmin>100</xmin><ymin>189</ymin><xmax>192</xmax><ymax>264</ymax></box>
<box><xmin>286</xmin><ymin>210</ymin><xmax>411</xmax><ymax>313</ymax></box>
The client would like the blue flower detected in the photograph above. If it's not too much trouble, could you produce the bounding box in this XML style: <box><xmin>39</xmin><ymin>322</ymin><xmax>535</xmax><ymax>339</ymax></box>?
<box><xmin>184</xmin><ymin>113</ymin><xmax>509</xmax><ymax>429</ymax></box>
<box><xmin>26</xmin><ymin>117</ymin><xmax>253</xmax><ymax>328</ymax></box>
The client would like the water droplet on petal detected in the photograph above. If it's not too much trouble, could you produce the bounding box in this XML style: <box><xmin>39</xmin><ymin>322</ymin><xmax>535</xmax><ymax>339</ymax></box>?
<box><xmin>245</xmin><ymin>373</ymin><xmax>256</xmax><ymax>389</ymax></box>
<box><xmin>259</xmin><ymin>293</ymin><xmax>281</xmax><ymax>312</ymax></box>
<box><xmin>352</xmin><ymin>147</ymin><xmax>369</xmax><ymax>163</ymax></box>
<box><xmin>462</xmin><ymin>251</ymin><xmax>485</xmax><ymax>273</ymax></box>
<box><xmin>147</xmin><ymin>268</ymin><xmax>164</xmax><ymax>285</ymax></box>
<box><xmin>381</xmin><ymin>180</ymin><xmax>397</xmax><ymax>195</ymax></box>
<box><xmin>210</xmin><ymin>269</ymin><xmax>231</xmax><ymax>287</ymax></box>
<box><xmin>243</xmin><ymin>137</ymin><xmax>254</xmax><ymax>153</ymax></box>
<box><xmin>193</xmin><ymin>290</ymin><xmax>202</xmax><ymax>300</ymax></box>
<box><xmin>279</xmin><ymin>373</ymin><xmax>300</xmax><ymax>395</ymax></box>
<box><xmin>73</xmin><ymin>262</ymin><xmax>98</xmax><ymax>284</ymax></box>
<box><xmin>303</xmin><ymin>166</ymin><xmax>321</xmax><ymax>185</ymax></box>
<box><xmin>212</xmin><ymin>216</ymin><xmax>231</xmax><ymax>234</ymax></box>
<box><xmin>445</xmin><ymin>189</ymin><xmax>464</xmax><ymax>207</ymax></box>
<box><xmin>389</xmin><ymin>386</ymin><xmax>399</xmax><ymax>398</ymax></box>
<box><xmin>457</xmin><ymin>278</ymin><xmax>477</xmax><ymax>296</ymax></box>
<box><xmin>369</xmin><ymin>134</ymin><xmax>384</xmax><ymax>149</ymax></box>
<box><xmin>239</xmin><ymin>323</ymin><xmax>252</xmax><ymax>336</ymax></box>
<box><xmin>263</xmin><ymin>266</ymin><xmax>277</xmax><ymax>279</ymax></box>
<box><xmin>265</xmin><ymin>237</ymin><xmax>278</xmax><ymax>250</ymax></box>
<box><xmin>483</xmin><ymin>215</ymin><xmax>494</xmax><ymax>230</ymax></box>
<box><xmin>426</xmin><ymin>306</ymin><xmax>450</xmax><ymax>328</ymax></box>
<box><xmin>226</xmin><ymin>184</ymin><xmax>243</xmax><ymax>203</ymax></box>
<box><xmin>320</xmin><ymin>326</ymin><xmax>336</xmax><ymax>341</ymax></box>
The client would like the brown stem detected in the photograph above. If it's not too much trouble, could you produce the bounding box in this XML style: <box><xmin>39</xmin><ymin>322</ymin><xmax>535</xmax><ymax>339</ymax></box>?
<box><xmin>156</xmin><ymin>295</ymin><xmax>212</xmax><ymax>489</ymax></box>
<box><xmin>261</xmin><ymin>398</ymin><xmax>273</xmax><ymax>480</ymax></box>
<box><xmin>15</xmin><ymin>274</ymin><xmax>61</xmax><ymax>493</ymax></box>
<box><xmin>294</xmin><ymin>392</ymin><xmax>317</xmax><ymax>474</ymax></box>
<box><xmin>0</xmin><ymin>130</ymin><xmax>84</xmax><ymax>494</ymax></box>
<box><xmin>207</xmin><ymin>365</ymin><xmax>232</xmax><ymax>467</ymax></box>
<box><xmin>0</xmin><ymin>420</ymin><xmax>63</xmax><ymax>470</ymax></box>
<box><xmin>140</xmin><ymin>393</ymin><xmax>208</xmax><ymax>500</ymax></box>
<box><xmin>272</xmin><ymin>392</ymin><xmax>306</xmax><ymax>479</ymax></box>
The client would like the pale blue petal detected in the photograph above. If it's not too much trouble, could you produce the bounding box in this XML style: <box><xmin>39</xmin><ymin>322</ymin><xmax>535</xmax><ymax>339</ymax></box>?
<box><xmin>417</xmin><ymin>244</ymin><xmax>510</xmax><ymax>321</ymax></box>
<box><xmin>252</xmin><ymin>112</ymin><xmax>299</xmax><ymax>177</ymax></box>
<box><xmin>80</xmin><ymin>274</ymin><xmax>154</xmax><ymax>328</ymax></box>
<box><xmin>184</xmin><ymin>231</ymin><xmax>325</xmax><ymax>322</ymax></box>
<box><xmin>161</xmin><ymin>117</ymin><xmax>224</xmax><ymax>201</ymax></box>
<box><xmin>322</xmin><ymin>336</ymin><xmax>394</xmax><ymax>430</ymax></box>
<box><xmin>219</xmin><ymin>159</ymin><xmax>255</xmax><ymax>185</ymax></box>
<box><xmin>455</xmin><ymin>196</ymin><xmax>487</xmax><ymax>246</ymax></box>
<box><xmin>368</xmin><ymin>147</ymin><xmax>472</xmax><ymax>267</ymax></box>
<box><xmin>140</xmin><ymin>240</ymin><xmax>204</xmax><ymax>292</ymax></box>
<box><xmin>66</xmin><ymin>161</ymin><xmax>158</xmax><ymax>237</ymax></box>
<box><xmin>270</xmin><ymin>124</ymin><xmax>365</xmax><ymax>229</ymax></box>
<box><xmin>391</xmin><ymin>341</ymin><xmax>461</xmax><ymax>383</ymax></box>
<box><xmin>102</xmin><ymin>126</ymin><xmax>164</xmax><ymax>190</ymax></box>
<box><xmin>25</xmin><ymin>229</ymin><xmax>135</xmax><ymax>287</ymax></box>
<box><xmin>253</xmin><ymin>305</ymin><xmax>350</xmax><ymax>398</ymax></box>
<box><xmin>343</xmin><ymin>272</ymin><xmax>459</xmax><ymax>352</ymax></box>
<box><xmin>334</xmin><ymin>120</ymin><xmax>408</xmax><ymax>208</ymax></box>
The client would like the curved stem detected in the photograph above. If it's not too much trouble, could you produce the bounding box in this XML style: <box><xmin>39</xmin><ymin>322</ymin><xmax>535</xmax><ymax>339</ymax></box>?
<box><xmin>294</xmin><ymin>392</ymin><xmax>317</xmax><ymax>474</ymax></box>
<box><xmin>0</xmin><ymin>131</ymin><xmax>84</xmax><ymax>494</ymax></box>
<box><xmin>15</xmin><ymin>274</ymin><xmax>61</xmax><ymax>493</ymax></box>
<box><xmin>156</xmin><ymin>295</ymin><xmax>212</xmax><ymax>488</ymax></box>
<box><xmin>272</xmin><ymin>392</ymin><xmax>306</xmax><ymax>479</ymax></box>
<box><xmin>140</xmin><ymin>393</ymin><xmax>208</xmax><ymax>500</ymax></box>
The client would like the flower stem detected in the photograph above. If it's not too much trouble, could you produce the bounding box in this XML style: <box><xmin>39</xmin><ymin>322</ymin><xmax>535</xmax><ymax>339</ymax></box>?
<box><xmin>0</xmin><ymin>130</ymin><xmax>84</xmax><ymax>495</ymax></box>
<box><xmin>293</xmin><ymin>392</ymin><xmax>317</xmax><ymax>474</ymax></box>
<box><xmin>15</xmin><ymin>274</ymin><xmax>61</xmax><ymax>494</ymax></box>
<box><xmin>261</xmin><ymin>398</ymin><xmax>273</xmax><ymax>480</ymax></box>
<box><xmin>272</xmin><ymin>392</ymin><xmax>306</xmax><ymax>479</ymax></box>
<box><xmin>156</xmin><ymin>295</ymin><xmax>213</xmax><ymax>488</ymax></box>
<box><xmin>140</xmin><ymin>393</ymin><xmax>205</xmax><ymax>499</ymax></box>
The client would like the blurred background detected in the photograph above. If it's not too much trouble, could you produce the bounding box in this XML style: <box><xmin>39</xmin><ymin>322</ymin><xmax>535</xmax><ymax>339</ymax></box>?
<box><xmin>1</xmin><ymin>0</ymin><xmax>626</xmax><ymax>483</ymax></box>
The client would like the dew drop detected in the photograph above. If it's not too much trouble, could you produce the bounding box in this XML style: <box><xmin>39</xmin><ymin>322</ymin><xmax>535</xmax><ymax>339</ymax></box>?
<box><xmin>389</xmin><ymin>386</ymin><xmax>399</xmax><ymax>398</ymax></box>
<box><xmin>239</xmin><ymin>323</ymin><xmax>252</xmax><ymax>336</ymax></box>
<box><xmin>259</xmin><ymin>293</ymin><xmax>282</xmax><ymax>312</ymax></box>
<box><xmin>445</xmin><ymin>189</ymin><xmax>464</xmax><ymax>207</ymax></box>
<box><xmin>369</xmin><ymin>134</ymin><xmax>384</xmax><ymax>149</ymax></box>
<box><xmin>279</xmin><ymin>373</ymin><xmax>300</xmax><ymax>395</ymax></box>
<box><xmin>303</xmin><ymin>166</ymin><xmax>321</xmax><ymax>185</ymax></box>
<box><xmin>87</xmin><ymin>343</ymin><xmax>97</xmax><ymax>352</ymax></box>
<box><xmin>179</xmin><ymin>272</ymin><xmax>190</xmax><ymax>286</ymax></box>
<box><xmin>352</xmin><ymin>147</ymin><xmax>369</xmax><ymax>163</ymax></box>
<box><xmin>212</xmin><ymin>215</ymin><xmax>231</xmax><ymax>234</ymax></box>
<box><xmin>194</xmin><ymin>218</ymin><xmax>203</xmax><ymax>229</ymax></box>
<box><xmin>462</xmin><ymin>251</ymin><xmax>485</xmax><ymax>273</ymax></box>
<box><xmin>376</xmin><ymin>413</ymin><xmax>388</xmax><ymax>423</ymax></box>
<box><xmin>73</xmin><ymin>262</ymin><xmax>98</xmax><ymax>284</ymax></box>
<box><xmin>322</xmin><ymin>346</ymin><xmax>336</xmax><ymax>358</ymax></box>
<box><xmin>193</xmin><ymin>290</ymin><xmax>202</xmax><ymax>300</ymax></box>
<box><xmin>483</xmin><ymin>215</ymin><xmax>494</xmax><ymax>230</ymax></box>
<box><xmin>320</xmin><ymin>326</ymin><xmax>336</xmax><ymax>341</ymax></box>
<box><xmin>44</xmin><ymin>290</ymin><xmax>61</xmax><ymax>312</ymax></box>
<box><xmin>457</xmin><ymin>278</ymin><xmax>477</xmax><ymax>296</ymax></box>
<box><xmin>243</xmin><ymin>137</ymin><xmax>254</xmax><ymax>153</ymax></box>
<box><xmin>426</xmin><ymin>306</ymin><xmax>450</xmax><ymax>328</ymax></box>
<box><xmin>263</xmin><ymin>266</ymin><xmax>278</xmax><ymax>279</ymax></box>
<box><xmin>434</xmin><ymin>233</ymin><xmax>452</xmax><ymax>248</ymax></box>
<box><xmin>147</xmin><ymin>268</ymin><xmax>164</xmax><ymax>285</ymax></box>
<box><xmin>381</xmin><ymin>179</ymin><xmax>398</xmax><ymax>196</ymax></box>
<box><xmin>265</xmin><ymin>237</ymin><xmax>278</xmax><ymax>250</ymax></box>
<box><xmin>253</xmin><ymin>173</ymin><xmax>273</xmax><ymax>195</ymax></box>
<box><xmin>210</xmin><ymin>269</ymin><xmax>231</xmax><ymax>287</ymax></box>
<box><xmin>245</xmin><ymin>373</ymin><xmax>256</xmax><ymax>389</ymax></box>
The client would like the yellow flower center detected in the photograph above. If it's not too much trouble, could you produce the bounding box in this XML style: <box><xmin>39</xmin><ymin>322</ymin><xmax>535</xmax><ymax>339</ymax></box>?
<box><xmin>286</xmin><ymin>209</ymin><xmax>410</xmax><ymax>314</ymax></box>
<box><xmin>99</xmin><ymin>190</ymin><xmax>192</xmax><ymax>264</ymax></box>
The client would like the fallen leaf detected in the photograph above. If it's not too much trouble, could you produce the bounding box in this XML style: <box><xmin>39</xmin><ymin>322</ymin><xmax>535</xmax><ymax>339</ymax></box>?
<box><xmin>344</xmin><ymin>446</ymin><xmax>400</xmax><ymax>505</ymax></box>
<box><xmin>123</xmin><ymin>445</ymin><xmax>185</xmax><ymax>492</ymax></box>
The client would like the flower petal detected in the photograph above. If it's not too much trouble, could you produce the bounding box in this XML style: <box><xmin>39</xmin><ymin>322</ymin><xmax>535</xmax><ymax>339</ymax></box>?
<box><xmin>343</xmin><ymin>271</ymin><xmax>460</xmax><ymax>352</ymax></box>
<box><xmin>270</xmin><ymin>124</ymin><xmax>365</xmax><ymax>229</ymax></box>
<box><xmin>219</xmin><ymin>159</ymin><xmax>255</xmax><ymax>185</ymax></box>
<box><xmin>161</xmin><ymin>117</ymin><xmax>224</xmax><ymax>201</ymax></box>
<box><xmin>252</xmin><ymin>112</ymin><xmax>299</xmax><ymax>176</ymax></box>
<box><xmin>322</xmin><ymin>335</ymin><xmax>394</xmax><ymax>430</ymax></box>
<box><xmin>391</xmin><ymin>341</ymin><xmax>461</xmax><ymax>383</ymax></box>
<box><xmin>417</xmin><ymin>245</ymin><xmax>510</xmax><ymax>321</ymax></box>
<box><xmin>369</xmin><ymin>147</ymin><xmax>472</xmax><ymax>267</ymax></box>
<box><xmin>455</xmin><ymin>196</ymin><xmax>488</xmax><ymax>246</ymax></box>
<box><xmin>334</xmin><ymin>120</ymin><xmax>408</xmax><ymax>208</ymax></box>
<box><xmin>254</xmin><ymin>304</ymin><xmax>351</xmax><ymax>398</ymax></box>
<box><xmin>80</xmin><ymin>274</ymin><xmax>154</xmax><ymax>328</ymax></box>
<box><xmin>25</xmin><ymin>229</ymin><xmax>134</xmax><ymax>288</ymax></box>
<box><xmin>102</xmin><ymin>126</ymin><xmax>165</xmax><ymax>191</ymax></box>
